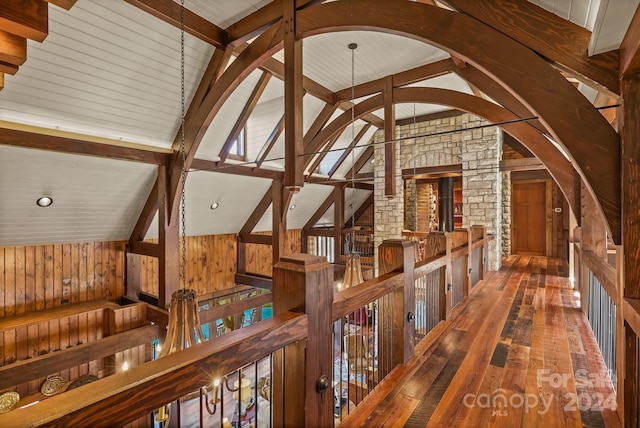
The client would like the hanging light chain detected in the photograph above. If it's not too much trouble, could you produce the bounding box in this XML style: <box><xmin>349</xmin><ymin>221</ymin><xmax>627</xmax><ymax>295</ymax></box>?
<box><xmin>349</xmin><ymin>43</ymin><xmax>357</xmax><ymax>255</ymax></box>
<box><xmin>180</xmin><ymin>0</ymin><xmax>187</xmax><ymax>291</ymax></box>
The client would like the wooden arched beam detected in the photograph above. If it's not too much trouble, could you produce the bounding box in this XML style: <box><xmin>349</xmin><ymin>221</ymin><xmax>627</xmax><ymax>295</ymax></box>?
<box><xmin>296</xmin><ymin>0</ymin><xmax>620</xmax><ymax>241</ymax></box>
<box><xmin>308</xmin><ymin>86</ymin><xmax>579</xmax><ymax>218</ymax></box>
<box><xmin>166</xmin><ymin>22</ymin><xmax>284</xmax><ymax>222</ymax></box>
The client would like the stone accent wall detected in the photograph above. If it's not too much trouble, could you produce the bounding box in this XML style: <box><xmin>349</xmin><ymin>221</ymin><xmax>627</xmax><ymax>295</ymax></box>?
<box><xmin>374</xmin><ymin>113</ymin><xmax>503</xmax><ymax>271</ymax></box>
<box><xmin>404</xmin><ymin>179</ymin><xmax>417</xmax><ymax>231</ymax></box>
<box><xmin>501</xmin><ymin>172</ymin><xmax>512</xmax><ymax>256</ymax></box>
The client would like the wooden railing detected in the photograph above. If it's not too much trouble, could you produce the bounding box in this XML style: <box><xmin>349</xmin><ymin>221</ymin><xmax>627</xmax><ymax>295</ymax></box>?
<box><xmin>0</xmin><ymin>312</ymin><xmax>307</xmax><ymax>428</ymax></box>
<box><xmin>0</xmin><ymin>229</ymin><xmax>489</xmax><ymax>427</ymax></box>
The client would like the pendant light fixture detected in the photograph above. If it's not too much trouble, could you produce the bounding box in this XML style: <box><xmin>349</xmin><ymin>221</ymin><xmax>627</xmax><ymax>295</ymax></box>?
<box><xmin>158</xmin><ymin>0</ymin><xmax>206</xmax><ymax>359</ymax></box>
<box><xmin>342</xmin><ymin>43</ymin><xmax>364</xmax><ymax>290</ymax></box>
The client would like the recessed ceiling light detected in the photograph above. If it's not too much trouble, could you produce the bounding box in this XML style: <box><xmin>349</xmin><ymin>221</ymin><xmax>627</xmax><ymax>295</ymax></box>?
<box><xmin>289</xmin><ymin>204</ymin><xmax>296</xmax><ymax>210</ymax></box>
<box><xmin>370</xmin><ymin>158</ymin><xmax>375</xmax><ymax>164</ymax></box>
<box><xmin>210</xmin><ymin>202</ymin><xmax>220</xmax><ymax>210</ymax></box>
<box><xmin>36</xmin><ymin>196</ymin><xmax>53</xmax><ymax>207</ymax></box>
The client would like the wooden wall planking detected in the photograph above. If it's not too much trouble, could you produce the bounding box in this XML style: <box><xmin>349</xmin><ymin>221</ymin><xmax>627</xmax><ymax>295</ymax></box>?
<box><xmin>132</xmin><ymin>230</ymin><xmax>303</xmax><ymax>296</ymax></box>
<box><xmin>0</xmin><ymin>303</ymin><xmax>148</xmax><ymax>406</ymax></box>
<box><xmin>1</xmin><ymin>242</ymin><xmax>125</xmax><ymax>315</ymax></box>
<box><xmin>246</xmin><ymin>229</ymin><xmax>302</xmax><ymax>276</ymax></box>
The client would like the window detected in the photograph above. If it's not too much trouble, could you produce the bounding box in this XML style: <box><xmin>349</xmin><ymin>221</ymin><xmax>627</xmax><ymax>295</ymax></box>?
<box><xmin>227</xmin><ymin>126</ymin><xmax>246</xmax><ymax>161</ymax></box>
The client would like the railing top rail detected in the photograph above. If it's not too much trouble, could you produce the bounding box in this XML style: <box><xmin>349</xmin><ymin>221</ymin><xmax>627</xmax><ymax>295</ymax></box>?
<box><xmin>414</xmin><ymin>254</ymin><xmax>448</xmax><ymax>278</ymax></box>
<box><xmin>0</xmin><ymin>311</ymin><xmax>308</xmax><ymax>428</ymax></box>
<box><xmin>583</xmin><ymin>250</ymin><xmax>617</xmax><ymax>303</ymax></box>
<box><xmin>332</xmin><ymin>272</ymin><xmax>403</xmax><ymax>322</ymax></box>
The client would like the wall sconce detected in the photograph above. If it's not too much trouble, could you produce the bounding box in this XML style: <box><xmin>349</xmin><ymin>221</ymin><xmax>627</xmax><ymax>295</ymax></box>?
<box><xmin>201</xmin><ymin>376</ymin><xmax>253</xmax><ymax>416</ymax></box>
<box><xmin>155</xmin><ymin>404</ymin><xmax>169</xmax><ymax>424</ymax></box>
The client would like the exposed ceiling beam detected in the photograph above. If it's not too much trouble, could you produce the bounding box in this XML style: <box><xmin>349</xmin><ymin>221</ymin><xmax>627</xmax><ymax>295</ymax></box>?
<box><xmin>345</xmin><ymin>193</ymin><xmax>373</xmax><ymax>229</ymax></box>
<box><xmin>620</xmin><ymin>4</ymin><xmax>640</xmax><ymax>76</ymax></box>
<box><xmin>44</xmin><ymin>0</ymin><xmax>77</xmax><ymax>9</ymax></box>
<box><xmin>306</xmin><ymin>133</ymin><xmax>340</xmax><ymax>176</ymax></box>
<box><xmin>334</xmin><ymin>58</ymin><xmax>454</xmax><ymax>101</ymax></box>
<box><xmin>594</xmin><ymin>92</ymin><xmax>619</xmax><ymax>128</ymax></box>
<box><xmin>190</xmin><ymin>159</ymin><xmax>284</xmax><ymax>181</ymax></box>
<box><xmin>0</xmin><ymin>61</ymin><xmax>18</xmax><ymax>75</ymax></box>
<box><xmin>328</xmin><ymin>124</ymin><xmax>372</xmax><ymax>178</ymax></box>
<box><xmin>452</xmin><ymin>63</ymin><xmax>548</xmax><ymax>135</ymax></box>
<box><xmin>502</xmin><ymin>133</ymin><xmax>533</xmax><ymax>158</ymax></box>
<box><xmin>0</xmin><ymin>0</ymin><xmax>48</xmax><ymax>42</ymax></box>
<box><xmin>0</xmin><ymin>30</ymin><xmax>27</xmax><ymax>65</ymax></box>
<box><xmin>0</xmin><ymin>127</ymin><xmax>169</xmax><ymax>164</ymax></box>
<box><xmin>0</xmin><ymin>73</ymin><xmax>4</xmax><ymax>91</ymax></box>
<box><xmin>225</xmin><ymin>0</ymin><xmax>324</xmax><ymax>46</ymax></box>
<box><xmin>303</xmin><ymin>190</ymin><xmax>338</xmax><ymax>231</ymax></box>
<box><xmin>240</xmin><ymin>185</ymin><xmax>273</xmax><ymax>238</ymax></box>
<box><xmin>499</xmin><ymin>157</ymin><xmax>545</xmax><ymax>172</ymax></box>
<box><xmin>166</xmin><ymin>22</ymin><xmax>284</xmax><ymax>222</ymax></box>
<box><xmin>441</xmin><ymin>0</ymin><xmax>620</xmax><ymax>95</ymax></box>
<box><xmin>129</xmin><ymin>176</ymin><xmax>159</xmax><ymax>245</ymax></box>
<box><xmin>174</xmin><ymin>47</ymin><xmax>233</xmax><ymax>151</ymax></box>
<box><xmin>346</xmin><ymin>145</ymin><xmax>374</xmax><ymax>180</ymax></box>
<box><xmin>123</xmin><ymin>0</ymin><xmax>226</xmax><ymax>48</ymax></box>
<box><xmin>402</xmin><ymin>163</ymin><xmax>462</xmax><ymax>178</ymax></box>
<box><xmin>283</xmin><ymin>0</ymin><xmax>305</xmax><ymax>191</ymax></box>
<box><xmin>395</xmin><ymin>109</ymin><xmax>463</xmax><ymax>126</ymax></box>
<box><xmin>219</xmin><ymin>72</ymin><xmax>271</xmax><ymax>162</ymax></box>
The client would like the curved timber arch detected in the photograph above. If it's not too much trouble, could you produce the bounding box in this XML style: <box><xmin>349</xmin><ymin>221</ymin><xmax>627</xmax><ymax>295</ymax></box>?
<box><xmin>296</xmin><ymin>0</ymin><xmax>620</xmax><ymax>242</ymax></box>
<box><xmin>308</xmin><ymin>86</ymin><xmax>579</xmax><ymax>219</ymax></box>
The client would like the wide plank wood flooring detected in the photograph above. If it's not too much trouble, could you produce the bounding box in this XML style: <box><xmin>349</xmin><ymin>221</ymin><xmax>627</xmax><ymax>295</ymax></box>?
<box><xmin>344</xmin><ymin>256</ymin><xmax>620</xmax><ymax>428</ymax></box>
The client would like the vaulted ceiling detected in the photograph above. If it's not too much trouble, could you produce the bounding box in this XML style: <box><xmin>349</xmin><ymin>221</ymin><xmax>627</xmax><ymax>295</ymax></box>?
<box><xmin>0</xmin><ymin>0</ymin><xmax>636</xmax><ymax>245</ymax></box>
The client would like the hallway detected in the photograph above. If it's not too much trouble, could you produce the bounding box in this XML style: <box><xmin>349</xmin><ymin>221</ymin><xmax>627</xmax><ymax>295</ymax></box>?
<box><xmin>344</xmin><ymin>256</ymin><xmax>620</xmax><ymax>427</ymax></box>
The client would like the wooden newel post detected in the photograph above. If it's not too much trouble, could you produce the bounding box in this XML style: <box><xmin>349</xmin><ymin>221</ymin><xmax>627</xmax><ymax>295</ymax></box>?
<box><xmin>444</xmin><ymin>232</ymin><xmax>453</xmax><ymax>320</ymax></box>
<box><xmin>272</xmin><ymin>254</ymin><xmax>334</xmax><ymax>427</ymax></box>
<box><xmin>377</xmin><ymin>239</ymin><xmax>415</xmax><ymax>366</ymax></box>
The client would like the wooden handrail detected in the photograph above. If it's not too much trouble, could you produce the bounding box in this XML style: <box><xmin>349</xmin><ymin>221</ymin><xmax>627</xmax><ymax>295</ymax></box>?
<box><xmin>582</xmin><ymin>250</ymin><xmax>617</xmax><ymax>303</ymax></box>
<box><xmin>414</xmin><ymin>254</ymin><xmax>448</xmax><ymax>278</ymax></box>
<box><xmin>451</xmin><ymin>245</ymin><xmax>469</xmax><ymax>259</ymax></box>
<box><xmin>332</xmin><ymin>272</ymin><xmax>403</xmax><ymax>322</ymax></box>
<box><xmin>199</xmin><ymin>292</ymin><xmax>272</xmax><ymax>324</ymax></box>
<box><xmin>0</xmin><ymin>312</ymin><xmax>308</xmax><ymax>428</ymax></box>
<box><xmin>624</xmin><ymin>298</ymin><xmax>640</xmax><ymax>338</ymax></box>
<box><xmin>234</xmin><ymin>273</ymin><xmax>273</xmax><ymax>290</ymax></box>
<box><xmin>0</xmin><ymin>324</ymin><xmax>161</xmax><ymax>391</ymax></box>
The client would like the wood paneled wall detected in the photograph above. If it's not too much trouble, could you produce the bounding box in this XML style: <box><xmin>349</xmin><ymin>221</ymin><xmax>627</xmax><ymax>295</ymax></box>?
<box><xmin>0</xmin><ymin>302</ymin><xmax>148</xmax><ymax>406</ymax></box>
<box><xmin>131</xmin><ymin>234</ymin><xmax>237</xmax><ymax>297</ymax></box>
<box><xmin>1</xmin><ymin>241</ymin><xmax>125</xmax><ymax>317</ymax></box>
<box><xmin>132</xmin><ymin>230</ymin><xmax>303</xmax><ymax>295</ymax></box>
<box><xmin>246</xmin><ymin>229</ymin><xmax>302</xmax><ymax>276</ymax></box>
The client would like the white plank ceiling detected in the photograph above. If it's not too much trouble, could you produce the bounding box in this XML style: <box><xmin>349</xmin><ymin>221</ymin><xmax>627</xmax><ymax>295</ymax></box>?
<box><xmin>0</xmin><ymin>146</ymin><xmax>156</xmax><ymax>246</ymax></box>
<box><xmin>0</xmin><ymin>0</ymin><xmax>637</xmax><ymax>245</ymax></box>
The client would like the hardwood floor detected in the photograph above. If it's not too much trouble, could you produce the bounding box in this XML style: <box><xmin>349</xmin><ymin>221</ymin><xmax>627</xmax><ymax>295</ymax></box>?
<box><xmin>343</xmin><ymin>256</ymin><xmax>620</xmax><ymax>428</ymax></box>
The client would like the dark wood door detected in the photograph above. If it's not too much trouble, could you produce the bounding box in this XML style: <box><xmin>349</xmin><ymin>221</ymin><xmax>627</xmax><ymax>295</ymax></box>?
<box><xmin>512</xmin><ymin>182</ymin><xmax>546</xmax><ymax>255</ymax></box>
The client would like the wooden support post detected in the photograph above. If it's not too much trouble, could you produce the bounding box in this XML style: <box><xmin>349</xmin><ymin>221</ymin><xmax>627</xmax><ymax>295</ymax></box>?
<box><xmin>273</xmin><ymin>254</ymin><xmax>334</xmax><ymax>427</ymax></box>
<box><xmin>383</xmin><ymin>76</ymin><xmax>396</xmax><ymax>197</ymax></box>
<box><xmin>444</xmin><ymin>232</ymin><xmax>453</xmax><ymax>320</ymax></box>
<box><xmin>616</xmin><ymin>245</ymin><xmax>625</xmax><ymax>424</ymax></box>
<box><xmin>624</xmin><ymin>324</ymin><xmax>637</xmax><ymax>426</ymax></box>
<box><xmin>621</xmin><ymin>48</ymin><xmax>640</xmax><ymax>424</ymax></box>
<box><xmin>237</xmin><ymin>238</ymin><xmax>246</xmax><ymax>275</ymax></box>
<box><xmin>158</xmin><ymin>165</ymin><xmax>179</xmax><ymax>309</ymax></box>
<box><xmin>283</xmin><ymin>0</ymin><xmax>304</xmax><ymax>192</ymax></box>
<box><xmin>334</xmin><ymin>185</ymin><xmax>344</xmax><ymax>263</ymax></box>
<box><xmin>465</xmin><ymin>228</ymin><xmax>472</xmax><ymax>298</ymax></box>
<box><xmin>377</xmin><ymin>239</ymin><xmax>415</xmax><ymax>366</ymax></box>
<box><xmin>272</xmin><ymin>180</ymin><xmax>291</xmax><ymax>266</ymax></box>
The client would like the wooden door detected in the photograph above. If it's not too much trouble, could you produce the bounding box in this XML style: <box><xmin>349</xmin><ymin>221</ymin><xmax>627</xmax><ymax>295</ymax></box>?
<box><xmin>512</xmin><ymin>182</ymin><xmax>547</xmax><ymax>255</ymax></box>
